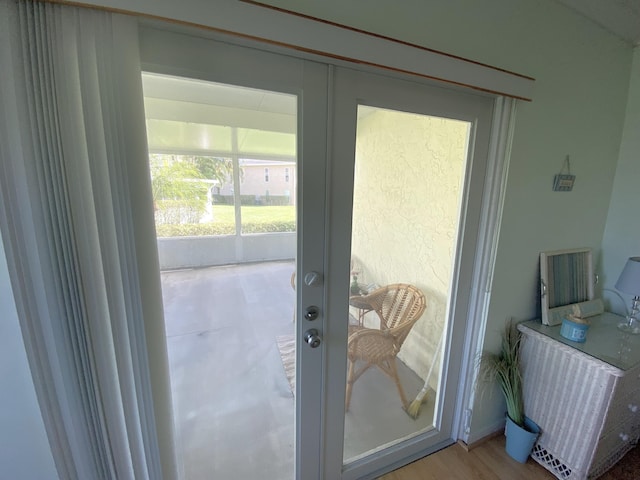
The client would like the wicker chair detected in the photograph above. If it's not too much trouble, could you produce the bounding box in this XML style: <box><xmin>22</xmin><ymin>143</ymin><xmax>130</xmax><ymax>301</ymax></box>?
<box><xmin>345</xmin><ymin>283</ymin><xmax>427</xmax><ymax>410</ymax></box>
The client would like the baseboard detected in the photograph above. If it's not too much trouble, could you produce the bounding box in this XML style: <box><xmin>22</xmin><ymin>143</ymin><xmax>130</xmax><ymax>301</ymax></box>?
<box><xmin>460</xmin><ymin>420</ymin><xmax>505</xmax><ymax>451</ymax></box>
<box><xmin>458</xmin><ymin>429</ymin><xmax>503</xmax><ymax>451</ymax></box>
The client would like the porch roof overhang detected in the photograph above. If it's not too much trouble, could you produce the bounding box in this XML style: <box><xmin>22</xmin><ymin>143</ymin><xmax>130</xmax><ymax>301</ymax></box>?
<box><xmin>143</xmin><ymin>72</ymin><xmax>297</xmax><ymax>158</ymax></box>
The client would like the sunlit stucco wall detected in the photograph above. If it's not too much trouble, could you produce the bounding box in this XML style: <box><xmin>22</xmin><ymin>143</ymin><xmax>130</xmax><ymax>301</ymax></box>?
<box><xmin>351</xmin><ymin>108</ymin><xmax>469</xmax><ymax>384</ymax></box>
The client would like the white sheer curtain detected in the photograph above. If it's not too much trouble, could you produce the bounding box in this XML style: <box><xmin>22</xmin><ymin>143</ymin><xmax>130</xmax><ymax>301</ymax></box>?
<box><xmin>0</xmin><ymin>1</ymin><xmax>174</xmax><ymax>478</ymax></box>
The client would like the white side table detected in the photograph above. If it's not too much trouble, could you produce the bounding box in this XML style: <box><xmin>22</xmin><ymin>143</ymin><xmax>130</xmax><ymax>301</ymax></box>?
<box><xmin>518</xmin><ymin>313</ymin><xmax>640</xmax><ymax>479</ymax></box>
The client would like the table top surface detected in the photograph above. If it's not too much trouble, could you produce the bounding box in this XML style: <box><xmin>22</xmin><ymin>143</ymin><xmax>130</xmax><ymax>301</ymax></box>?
<box><xmin>520</xmin><ymin>312</ymin><xmax>640</xmax><ymax>371</ymax></box>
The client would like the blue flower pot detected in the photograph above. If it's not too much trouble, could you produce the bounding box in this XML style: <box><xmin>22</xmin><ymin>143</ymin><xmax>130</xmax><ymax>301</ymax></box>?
<box><xmin>504</xmin><ymin>415</ymin><xmax>540</xmax><ymax>463</ymax></box>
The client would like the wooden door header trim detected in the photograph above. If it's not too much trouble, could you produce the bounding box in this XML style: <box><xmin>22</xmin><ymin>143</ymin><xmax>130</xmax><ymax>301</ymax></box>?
<box><xmin>242</xmin><ymin>0</ymin><xmax>534</xmax><ymax>82</ymax></box>
<box><xmin>49</xmin><ymin>0</ymin><xmax>534</xmax><ymax>101</ymax></box>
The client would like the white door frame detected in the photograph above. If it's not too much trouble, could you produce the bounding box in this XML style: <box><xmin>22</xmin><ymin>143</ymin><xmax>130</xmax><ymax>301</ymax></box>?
<box><xmin>322</xmin><ymin>65</ymin><xmax>508</xmax><ymax>479</ymax></box>
<box><xmin>453</xmin><ymin>97</ymin><xmax>516</xmax><ymax>445</ymax></box>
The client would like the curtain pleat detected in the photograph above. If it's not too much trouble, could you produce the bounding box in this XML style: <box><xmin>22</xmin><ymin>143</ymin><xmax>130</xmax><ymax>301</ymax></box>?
<box><xmin>0</xmin><ymin>1</ymin><xmax>165</xmax><ymax>478</ymax></box>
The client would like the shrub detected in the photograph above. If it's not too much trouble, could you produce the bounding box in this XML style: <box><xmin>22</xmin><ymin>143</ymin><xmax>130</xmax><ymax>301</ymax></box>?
<box><xmin>156</xmin><ymin>221</ymin><xmax>296</xmax><ymax>237</ymax></box>
<box><xmin>212</xmin><ymin>194</ymin><xmax>292</xmax><ymax>206</ymax></box>
<box><xmin>155</xmin><ymin>199</ymin><xmax>206</xmax><ymax>225</ymax></box>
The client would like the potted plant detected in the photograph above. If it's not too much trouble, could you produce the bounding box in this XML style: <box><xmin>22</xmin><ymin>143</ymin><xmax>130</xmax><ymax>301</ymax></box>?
<box><xmin>479</xmin><ymin>320</ymin><xmax>540</xmax><ymax>463</ymax></box>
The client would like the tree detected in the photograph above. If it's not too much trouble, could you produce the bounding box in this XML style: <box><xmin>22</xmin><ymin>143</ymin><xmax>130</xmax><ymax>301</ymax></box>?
<box><xmin>151</xmin><ymin>159</ymin><xmax>207</xmax><ymax>199</ymax></box>
<box><xmin>193</xmin><ymin>156</ymin><xmax>233</xmax><ymax>186</ymax></box>
<box><xmin>150</xmin><ymin>155</ymin><xmax>208</xmax><ymax>224</ymax></box>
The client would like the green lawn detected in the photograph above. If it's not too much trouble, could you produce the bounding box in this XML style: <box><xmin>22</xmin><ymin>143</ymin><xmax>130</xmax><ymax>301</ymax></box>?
<box><xmin>212</xmin><ymin>205</ymin><xmax>295</xmax><ymax>224</ymax></box>
<box><xmin>155</xmin><ymin>205</ymin><xmax>296</xmax><ymax>237</ymax></box>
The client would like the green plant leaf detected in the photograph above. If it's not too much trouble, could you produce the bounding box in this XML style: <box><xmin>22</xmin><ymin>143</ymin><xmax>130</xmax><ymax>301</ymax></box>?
<box><xmin>477</xmin><ymin>319</ymin><xmax>525</xmax><ymax>428</ymax></box>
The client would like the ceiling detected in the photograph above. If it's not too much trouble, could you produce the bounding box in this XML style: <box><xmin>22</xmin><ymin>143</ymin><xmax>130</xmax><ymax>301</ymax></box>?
<box><xmin>554</xmin><ymin>0</ymin><xmax>640</xmax><ymax>46</ymax></box>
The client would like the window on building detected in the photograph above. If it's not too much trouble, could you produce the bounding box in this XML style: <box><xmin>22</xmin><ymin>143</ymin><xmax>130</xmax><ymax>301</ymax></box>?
<box><xmin>285</xmin><ymin>167</ymin><xmax>290</xmax><ymax>182</ymax></box>
<box><xmin>264</xmin><ymin>167</ymin><xmax>270</xmax><ymax>182</ymax></box>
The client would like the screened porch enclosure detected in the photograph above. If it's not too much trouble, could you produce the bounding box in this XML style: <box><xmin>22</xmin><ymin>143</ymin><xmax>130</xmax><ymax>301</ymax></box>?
<box><xmin>143</xmin><ymin>72</ymin><xmax>297</xmax><ymax>269</ymax></box>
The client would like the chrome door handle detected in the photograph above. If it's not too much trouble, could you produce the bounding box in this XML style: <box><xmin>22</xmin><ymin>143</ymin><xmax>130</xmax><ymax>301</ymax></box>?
<box><xmin>304</xmin><ymin>329</ymin><xmax>322</xmax><ymax>348</ymax></box>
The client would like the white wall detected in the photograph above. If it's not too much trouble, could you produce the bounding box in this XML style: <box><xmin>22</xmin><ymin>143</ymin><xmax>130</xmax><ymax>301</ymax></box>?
<box><xmin>351</xmin><ymin>109</ymin><xmax>468</xmax><ymax>383</ymax></box>
<box><xmin>600</xmin><ymin>47</ymin><xmax>640</xmax><ymax>315</ymax></box>
<box><xmin>0</xmin><ymin>232</ymin><xmax>58</xmax><ymax>479</ymax></box>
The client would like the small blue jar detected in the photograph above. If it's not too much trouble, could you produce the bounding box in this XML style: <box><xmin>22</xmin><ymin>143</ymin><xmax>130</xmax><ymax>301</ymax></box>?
<box><xmin>560</xmin><ymin>317</ymin><xmax>589</xmax><ymax>343</ymax></box>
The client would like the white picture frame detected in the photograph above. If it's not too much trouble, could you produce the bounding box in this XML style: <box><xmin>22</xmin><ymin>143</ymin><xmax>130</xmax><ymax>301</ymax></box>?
<box><xmin>540</xmin><ymin>248</ymin><xmax>595</xmax><ymax>326</ymax></box>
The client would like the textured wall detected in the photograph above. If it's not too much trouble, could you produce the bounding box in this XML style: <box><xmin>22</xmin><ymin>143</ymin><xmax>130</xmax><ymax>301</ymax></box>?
<box><xmin>600</xmin><ymin>46</ymin><xmax>640</xmax><ymax>311</ymax></box>
<box><xmin>351</xmin><ymin>108</ymin><xmax>469</xmax><ymax>383</ymax></box>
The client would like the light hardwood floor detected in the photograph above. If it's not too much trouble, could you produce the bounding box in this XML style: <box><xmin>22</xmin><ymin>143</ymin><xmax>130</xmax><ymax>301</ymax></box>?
<box><xmin>380</xmin><ymin>435</ymin><xmax>555</xmax><ymax>480</ymax></box>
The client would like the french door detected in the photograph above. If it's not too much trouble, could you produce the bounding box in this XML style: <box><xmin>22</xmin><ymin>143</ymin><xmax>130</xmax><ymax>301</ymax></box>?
<box><xmin>140</xmin><ymin>27</ymin><xmax>330</xmax><ymax>480</ymax></box>
<box><xmin>139</xmin><ymin>25</ymin><xmax>494</xmax><ymax>480</ymax></box>
<box><xmin>324</xmin><ymin>67</ymin><xmax>493</xmax><ymax>479</ymax></box>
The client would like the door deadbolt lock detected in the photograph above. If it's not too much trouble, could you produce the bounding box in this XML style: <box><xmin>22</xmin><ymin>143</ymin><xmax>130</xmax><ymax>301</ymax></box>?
<box><xmin>304</xmin><ymin>329</ymin><xmax>322</xmax><ymax>348</ymax></box>
<box><xmin>304</xmin><ymin>306</ymin><xmax>320</xmax><ymax>321</ymax></box>
<box><xmin>304</xmin><ymin>271</ymin><xmax>323</xmax><ymax>287</ymax></box>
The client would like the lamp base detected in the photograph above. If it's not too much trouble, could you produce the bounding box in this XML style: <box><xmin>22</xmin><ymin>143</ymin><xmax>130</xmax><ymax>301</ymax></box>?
<box><xmin>618</xmin><ymin>317</ymin><xmax>640</xmax><ymax>335</ymax></box>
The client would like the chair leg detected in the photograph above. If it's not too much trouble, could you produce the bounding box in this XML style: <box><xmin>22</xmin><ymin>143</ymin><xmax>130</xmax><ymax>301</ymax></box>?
<box><xmin>387</xmin><ymin>359</ymin><xmax>408</xmax><ymax>408</ymax></box>
<box><xmin>345</xmin><ymin>358</ymin><xmax>356</xmax><ymax>411</ymax></box>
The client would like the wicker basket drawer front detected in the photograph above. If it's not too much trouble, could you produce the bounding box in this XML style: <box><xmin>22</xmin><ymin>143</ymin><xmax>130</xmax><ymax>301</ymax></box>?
<box><xmin>614</xmin><ymin>364</ymin><xmax>640</xmax><ymax>398</ymax></box>
<box><xmin>600</xmin><ymin>365</ymin><xmax>640</xmax><ymax>437</ymax></box>
<box><xmin>600</xmin><ymin>388</ymin><xmax>640</xmax><ymax>438</ymax></box>
<box><xmin>591</xmin><ymin>422</ymin><xmax>639</xmax><ymax>473</ymax></box>
<box><xmin>521</xmin><ymin>332</ymin><xmax>615</xmax><ymax>473</ymax></box>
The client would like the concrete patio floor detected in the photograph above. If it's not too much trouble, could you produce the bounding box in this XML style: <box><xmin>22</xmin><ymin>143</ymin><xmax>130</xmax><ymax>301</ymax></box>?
<box><xmin>160</xmin><ymin>261</ymin><xmax>435</xmax><ymax>480</ymax></box>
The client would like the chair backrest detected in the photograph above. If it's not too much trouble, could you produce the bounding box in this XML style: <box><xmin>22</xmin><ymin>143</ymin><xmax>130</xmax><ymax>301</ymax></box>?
<box><xmin>371</xmin><ymin>283</ymin><xmax>426</xmax><ymax>346</ymax></box>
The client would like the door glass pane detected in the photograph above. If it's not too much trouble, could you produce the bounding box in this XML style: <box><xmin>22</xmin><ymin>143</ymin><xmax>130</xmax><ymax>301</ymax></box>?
<box><xmin>142</xmin><ymin>73</ymin><xmax>297</xmax><ymax>479</ymax></box>
<box><xmin>344</xmin><ymin>105</ymin><xmax>470</xmax><ymax>462</ymax></box>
